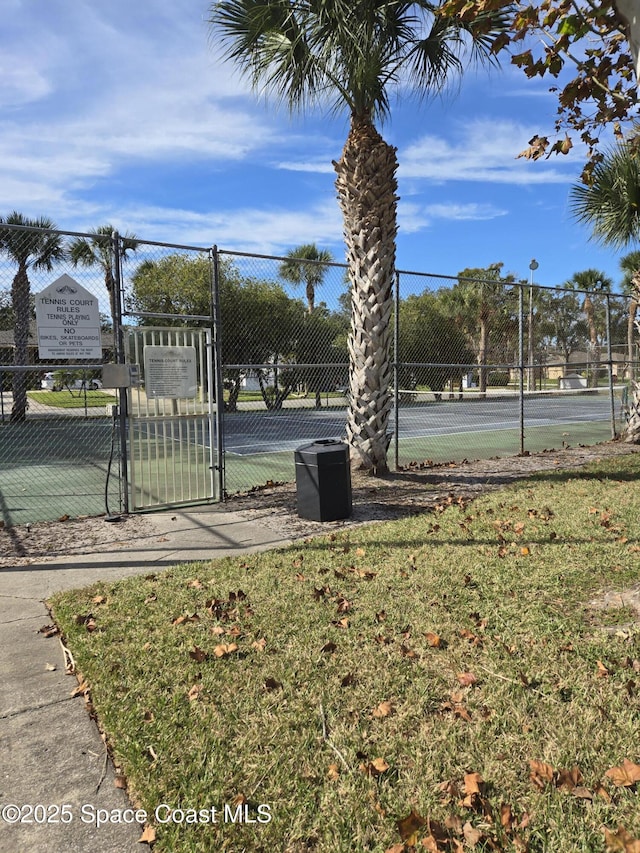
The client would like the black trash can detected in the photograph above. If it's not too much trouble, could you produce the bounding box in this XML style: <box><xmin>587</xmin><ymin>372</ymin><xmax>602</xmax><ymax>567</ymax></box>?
<box><xmin>295</xmin><ymin>439</ymin><xmax>352</xmax><ymax>522</ymax></box>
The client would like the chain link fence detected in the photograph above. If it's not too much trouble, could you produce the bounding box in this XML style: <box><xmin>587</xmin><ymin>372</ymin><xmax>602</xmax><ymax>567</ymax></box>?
<box><xmin>0</xmin><ymin>223</ymin><xmax>122</xmax><ymax>525</ymax></box>
<box><xmin>1</xmin><ymin>223</ymin><xmax>636</xmax><ymax>525</ymax></box>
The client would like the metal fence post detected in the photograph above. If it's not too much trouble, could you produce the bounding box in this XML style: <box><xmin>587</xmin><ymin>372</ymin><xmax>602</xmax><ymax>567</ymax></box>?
<box><xmin>605</xmin><ymin>294</ymin><xmax>617</xmax><ymax>438</ymax></box>
<box><xmin>210</xmin><ymin>246</ymin><xmax>226</xmax><ymax>499</ymax></box>
<box><xmin>112</xmin><ymin>230</ymin><xmax>129</xmax><ymax>514</ymax></box>
<box><xmin>394</xmin><ymin>270</ymin><xmax>400</xmax><ymax>471</ymax></box>
<box><xmin>519</xmin><ymin>283</ymin><xmax>525</xmax><ymax>454</ymax></box>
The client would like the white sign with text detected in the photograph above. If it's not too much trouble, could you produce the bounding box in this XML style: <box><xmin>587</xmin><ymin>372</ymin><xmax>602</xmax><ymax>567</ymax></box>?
<box><xmin>143</xmin><ymin>345</ymin><xmax>198</xmax><ymax>399</ymax></box>
<box><xmin>35</xmin><ymin>274</ymin><xmax>102</xmax><ymax>359</ymax></box>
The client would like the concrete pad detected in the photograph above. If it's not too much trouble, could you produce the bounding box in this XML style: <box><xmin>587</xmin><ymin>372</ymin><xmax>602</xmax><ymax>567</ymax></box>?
<box><xmin>0</xmin><ymin>700</ymin><xmax>141</xmax><ymax>853</ymax></box>
<box><xmin>0</xmin><ymin>612</ymin><xmax>70</xmax><ymax>717</ymax></box>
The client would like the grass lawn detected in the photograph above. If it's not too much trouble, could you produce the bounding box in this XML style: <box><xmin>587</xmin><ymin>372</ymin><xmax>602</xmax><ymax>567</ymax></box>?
<box><xmin>28</xmin><ymin>390</ymin><xmax>117</xmax><ymax>408</ymax></box>
<box><xmin>50</xmin><ymin>455</ymin><xmax>640</xmax><ymax>853</ymax></box>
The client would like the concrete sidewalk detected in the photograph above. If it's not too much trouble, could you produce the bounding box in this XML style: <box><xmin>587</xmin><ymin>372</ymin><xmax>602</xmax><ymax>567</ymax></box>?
<box><xmin>0</xmin><ymin>506</ymin><xmax>297</xmax><ymax>853</ymax></box>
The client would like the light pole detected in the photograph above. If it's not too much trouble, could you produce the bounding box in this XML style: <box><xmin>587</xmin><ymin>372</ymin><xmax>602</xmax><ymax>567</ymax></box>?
<box><xmin>528</xmin><ymin>259</ymin><xmax>538</xmax><ymax>392</ymax></box>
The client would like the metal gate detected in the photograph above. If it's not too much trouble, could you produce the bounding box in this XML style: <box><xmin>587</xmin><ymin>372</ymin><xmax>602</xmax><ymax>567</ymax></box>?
<box><xmin>125</xmin><ymin>327</ymin><xmax>218</xmax><ymax>511</ymax></box>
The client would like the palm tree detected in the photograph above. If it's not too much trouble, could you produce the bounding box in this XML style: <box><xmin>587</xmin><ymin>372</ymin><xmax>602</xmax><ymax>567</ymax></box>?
<box><xmin>279</xmin><ymin>244</ymin><xmax>333</xmax><ymax>314</ymax></box>
<box><xmin>0</xmin><ymin>212</ymin><xmax>66</xmax><ymax>422</ymax></box>
<box><xmin>69</xmin><ymin>225</ymin><xmax>139</xmax><ymax>329</ymax></box>
<box><xmin>209</xmin><ymin>0</ymin><xmax>508</xmax><ymax>473</ymax></box>
<box><xmin>570</xmin><ymin>136</ymin><xmax>640</xmax><ymax>439</ymax></box>
<box><xmin>619</xmin><ymin>250</ymin><xmax>640</xmax><ymax>379</ymax></box>
<box><xmin>563</xmin><ymin>270</ymin><xmax>613</xmax><ymax>389</ymax></box>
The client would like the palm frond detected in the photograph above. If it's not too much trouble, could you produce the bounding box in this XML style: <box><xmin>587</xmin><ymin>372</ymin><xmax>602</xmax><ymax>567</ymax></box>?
<box><xmin>210</xmin><ymin>0</ymin><xmax>512</xmax><ymax>121</ymax></box>
<box><xmin>570</xmin><ymin>138</ymin><xmax>640</xmax><ymax>249</ymax></box>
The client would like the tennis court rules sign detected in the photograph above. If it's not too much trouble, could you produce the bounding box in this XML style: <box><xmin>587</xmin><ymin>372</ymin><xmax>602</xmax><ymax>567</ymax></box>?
<box><xmin>35</xmin><ymin>274</ymin><xmax>102</xmax><ymax>359</ymax></box>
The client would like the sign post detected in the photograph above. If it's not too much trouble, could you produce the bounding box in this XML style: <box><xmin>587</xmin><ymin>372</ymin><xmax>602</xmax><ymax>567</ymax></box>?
<box><xmin>35</xmin><ymin>274</ymin><xmax>102</xmax><ymax>360</ymax></box>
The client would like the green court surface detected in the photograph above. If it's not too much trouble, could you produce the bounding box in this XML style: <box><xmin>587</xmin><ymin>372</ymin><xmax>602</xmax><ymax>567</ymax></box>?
<box><xmin>223</xmin><ymin>420</ymin><xmax>616</xmax><ymax>495</ymax></box>
<box><xmin>0</xmin><ymin>416</ymin><xmax>620</xmax><ymax>527</ymax></box>
<box><xmin>0</xmin><ymin>419</ymin><xmax>122</xmax><ymax>527</ymax></box>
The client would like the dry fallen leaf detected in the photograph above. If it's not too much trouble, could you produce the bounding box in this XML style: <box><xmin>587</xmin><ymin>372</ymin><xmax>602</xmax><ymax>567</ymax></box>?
<box><xmin>464</xmin><ymin>771</ymin><xmax>484</xmax><ymax>796</ymax></box>
<box><xmin>189</xmin><ymin>646</ymin><xmax>208</xmax><ymax>662</ymax></box>
<box><xmin>529</xmin><ymin>759</ymin><xmax>555</xmax><ymax>790</ymax></box>
<box><xmin>213</xmin><ymin>643</ymin><xmax>239</xmax><ymax>658</ymax></box>
<box><xmin>363</xmin><ymin>757</ymin><xmax>389</xmax><ymax>777</ymax></box>
<box><xmin>327</xmin><ymin>763</ymin><xmax>340</xmax><ymax>781</ymax></box>
<box><xmin>252</xmin><ymin>637</ymin><xmax>267</xmax><ymax>652</ymax></box>
<box><xmin>425</xmin><ymin>631</ymin><xmax>442</xmax><ymax>648</ymax></box>
<box><xmin>372</xmin><ymin>700</ymin><xmax>394</xmax><ymax>719</ymax></box>
<box><xmin>556</xmin><ymin>765</ymin><xmax>584</xmax><ymax>792</ymax></box>
<box><xmin>463</xmin><ymin>820</ymin><xmax>483</xmax><ymax>847</ymax></box>
<box><xmin>396</xmin><ymin>808</ymin><xmax>426</xmax><ymax>842</ymax></box>
<box><xmin>70</xmin><ymin>678</ymin><xmax>90</xmax><ymax>698</ymax></box>
<box><xmin>603</xmin><ymin>825</ymin><xmax>640</xmax><ymax>852</ymax></box>
<box><xmin>138</xmin><ymin>824</ymin><xmax>156</xmax><ymax>845</ymax></box>
<box><xmin>187</xmin><ymin>684</ymin><xmax>202</xmax><ymax>702</ymax></box>
<box><xmin>605</xmin><ymin>759</ymin><xmax>640</xmax><ymax>787</ymax></box>
<box><xmin>457</xmin><ymin>672</ymin><xmax>478</xmax><ymax>687</ymax></box>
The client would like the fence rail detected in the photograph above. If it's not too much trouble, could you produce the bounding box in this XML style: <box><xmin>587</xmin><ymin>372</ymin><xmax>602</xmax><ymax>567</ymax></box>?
<box><xmin>0</xmin><ymin>223</ymin><xmax>636</xmax><ymax>525</ymax></box>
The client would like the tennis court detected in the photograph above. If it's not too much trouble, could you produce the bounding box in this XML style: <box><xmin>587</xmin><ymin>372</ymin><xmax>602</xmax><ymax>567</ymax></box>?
<box><xmin>0</xmin><ymin>387</ymin><xmax>624</xmax><ymax>525</ymax></box>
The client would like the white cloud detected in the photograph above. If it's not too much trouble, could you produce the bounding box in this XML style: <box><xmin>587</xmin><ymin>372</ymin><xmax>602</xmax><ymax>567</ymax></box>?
<box><xmin>0</xmin><ymin>0</ymin><xmax>278</xmax><ymax>216</ymax></box>
<box><xmin>106</xmin><ymin>198</ymin><xmax>344</xmax><ymax>256</ymax></box>
<box><xmin>400</xmin><ymin>119</ymin><xmax>580</xmax><ymax>185</ymax></box>
<box><xmin>399</xmin><ymin>201</ymin><xmax>507</xmax><ymax>233</ymax></box>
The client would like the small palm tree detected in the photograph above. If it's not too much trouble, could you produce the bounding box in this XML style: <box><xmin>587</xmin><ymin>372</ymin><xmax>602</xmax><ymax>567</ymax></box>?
<box><xmin>570</xmin><ymin>136</ymin><xmax>640</xmax><ymax>439</ymax></box>
<box><xmin>279</xmin><ymin>244</ymin><xmax>333</xmax><ymax>314</ymax></box>
<box><xmin>69</xmin><ymin>225</ymin><xmax>139</xmax><ymax>328</ymax></box>
<box><xmin>0</xmin><ymin>212</ymin><xmax>66</xmax><ymax>422</ymax></box>
<box><xmin>209</xmin><ymin>0</ymin><xmax>508</xmax><ymax>473</ymax></box>
<box><xmin>563</xmin><ymin>270</ymin><xmax>612</xmax><ymax>389</ymax></box>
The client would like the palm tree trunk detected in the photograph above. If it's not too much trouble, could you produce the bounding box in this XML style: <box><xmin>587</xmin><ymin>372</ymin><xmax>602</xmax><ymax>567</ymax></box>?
<box><xmin>584</xmin><ymin>295</ymin><xmax>600</xmax><ymax>388</ymax></box>
<box><xmin>334</xmin><ymin>116</ymin><xmax>397</xmax><ymax>474</ymax></box>
<box><xmin>625</xmin><ymin>309</ymin><xmax>640</xmax><ymax>442</ymax></box>
<box><xmin>305</xmin><ymin>282</ymin><xmax>315</xmax><ymax>314</ymax></box>
<box><xmin>478</xmin><ymin>314</ymin><xmax>488</xmax><ymax>397</ymax></box>
<box><xmin>627</xmin><ymin>298</ymin><xmax>637</xmax><ymax>379</ymax></box>
<box><xmin>11</xmin><ymin>263</ymin><xmax>30</xmax><ymax>422</ymax></box>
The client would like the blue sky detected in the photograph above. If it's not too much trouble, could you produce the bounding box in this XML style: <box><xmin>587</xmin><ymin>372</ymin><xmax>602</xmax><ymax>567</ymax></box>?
<box><xmin>1</xmin><ymin>0</ymin><xmax>636</xmax><ymax>294</ymax></box>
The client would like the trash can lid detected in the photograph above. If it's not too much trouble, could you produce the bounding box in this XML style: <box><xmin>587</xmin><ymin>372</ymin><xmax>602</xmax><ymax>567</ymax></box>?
<box><xmin>295</xmin><ymin>438</ymin><xmax>349</xmax><ymax>463</ymax></box>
